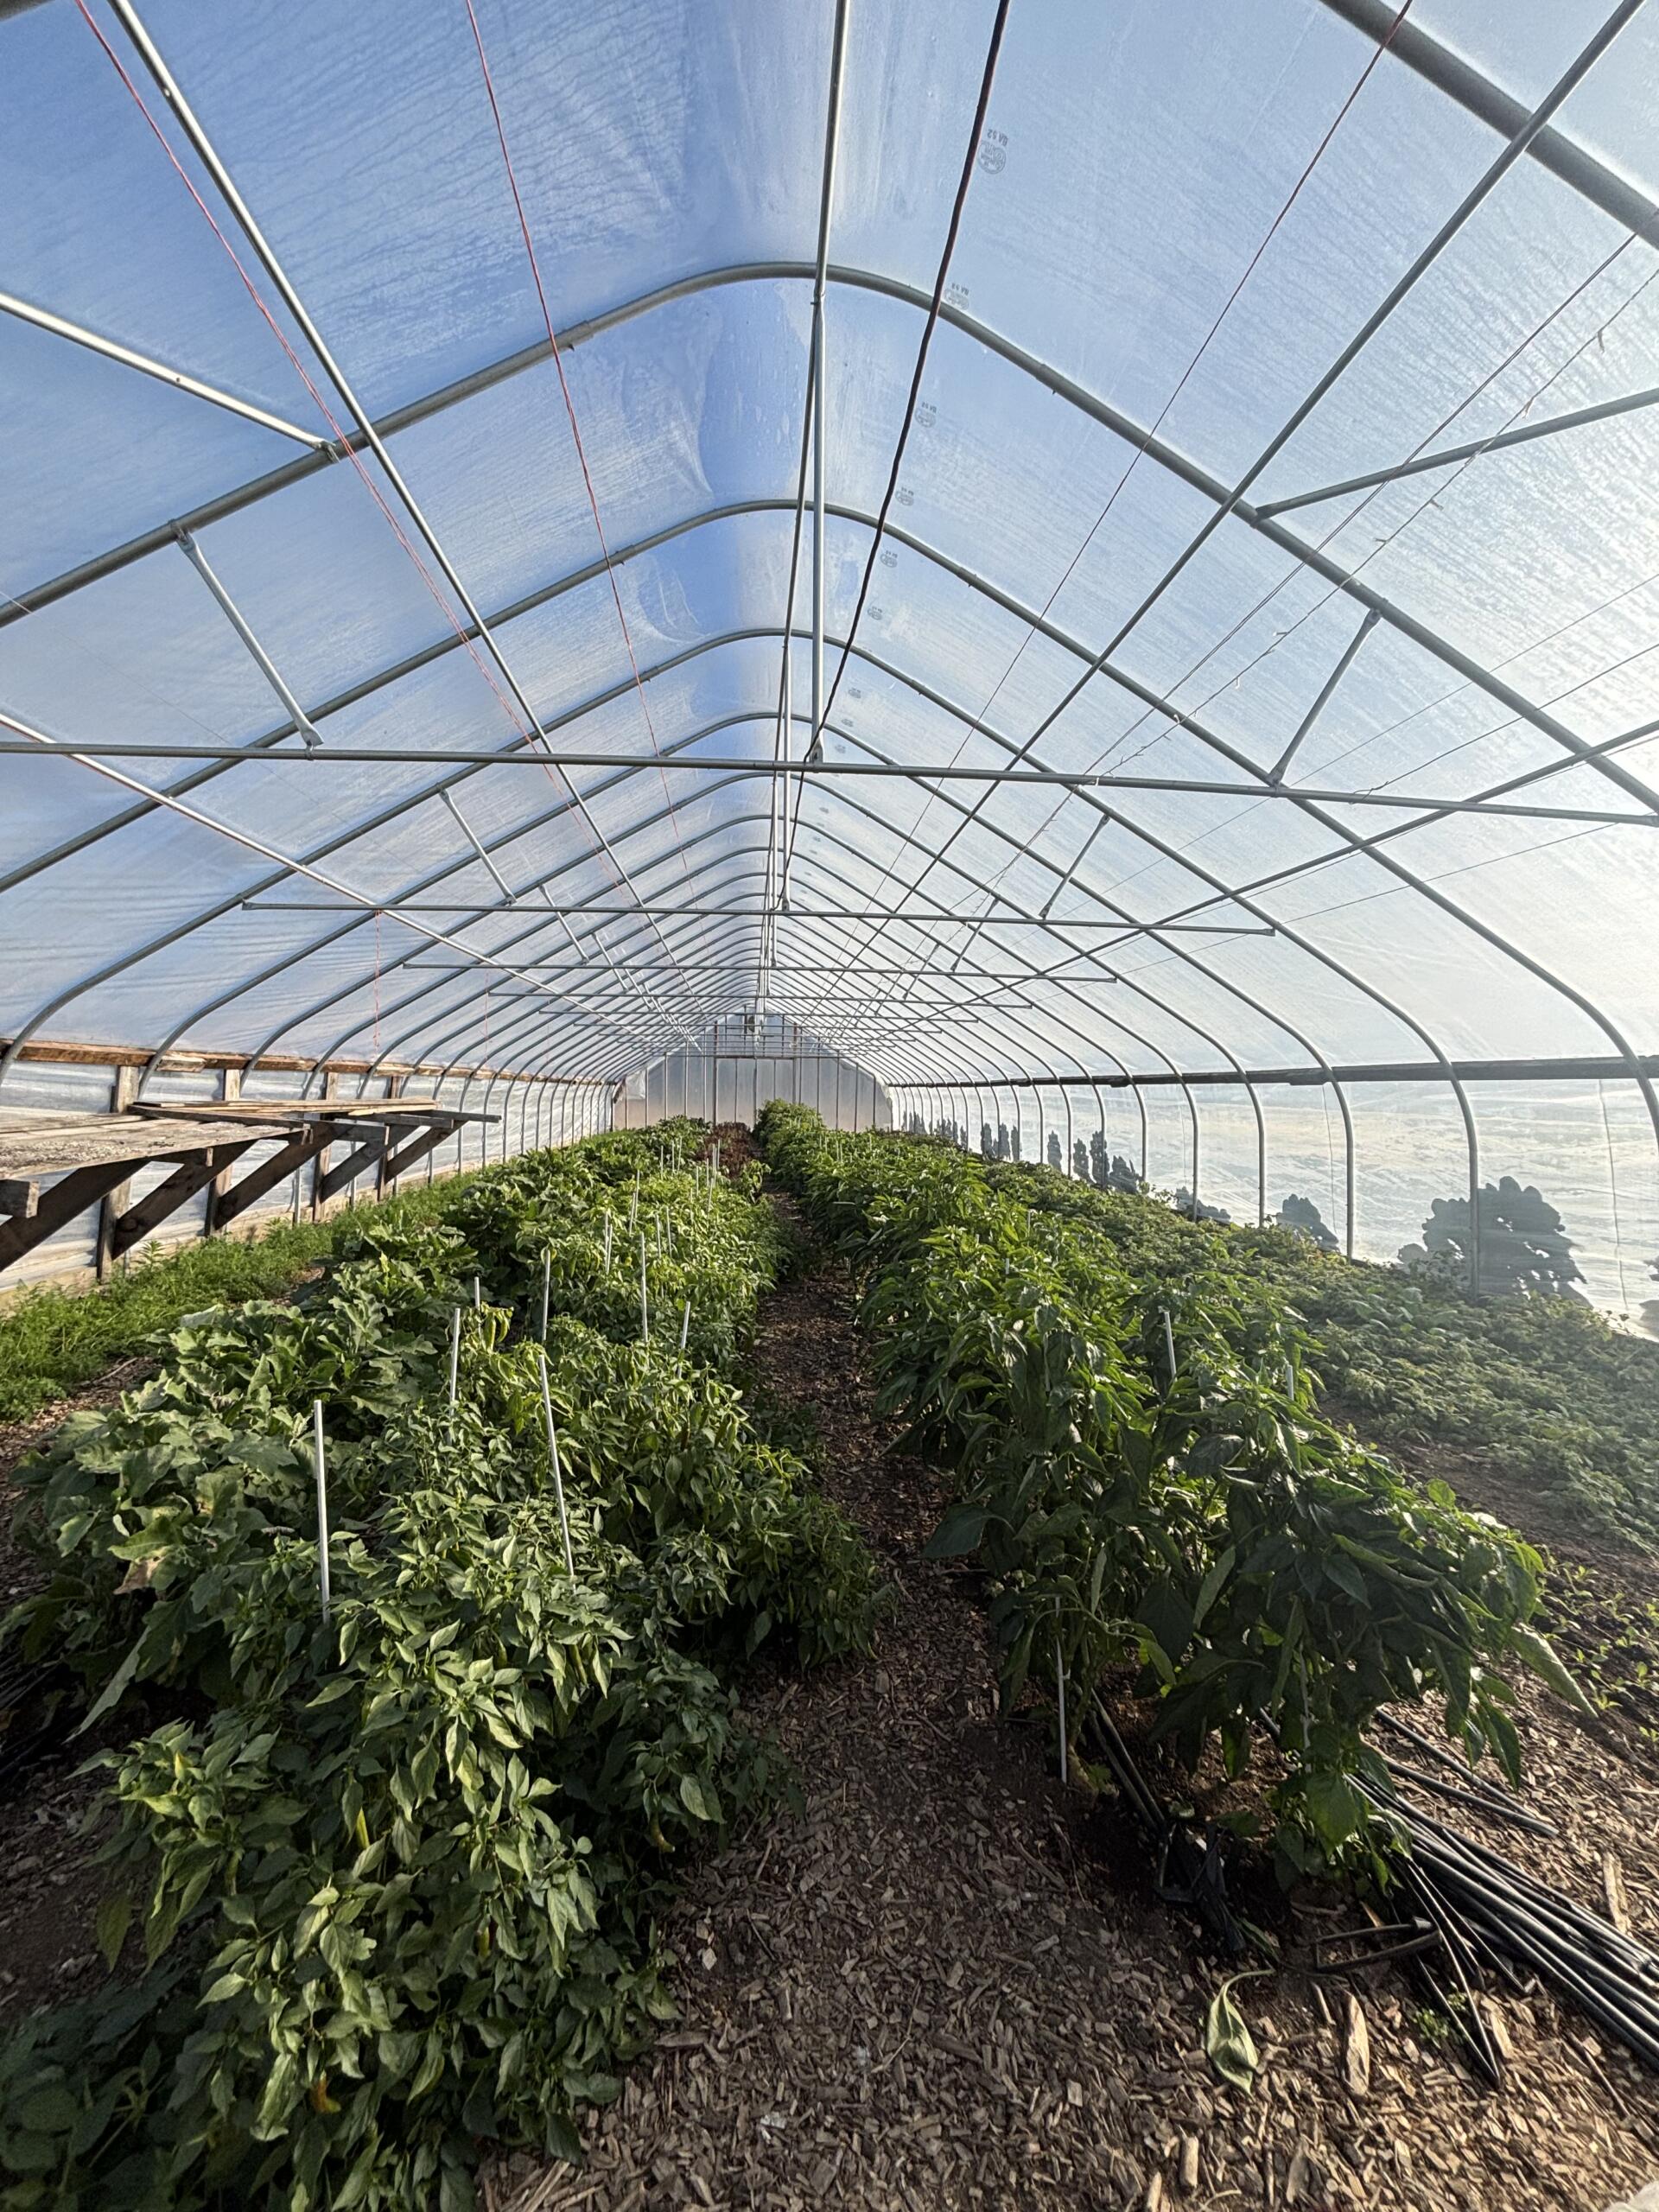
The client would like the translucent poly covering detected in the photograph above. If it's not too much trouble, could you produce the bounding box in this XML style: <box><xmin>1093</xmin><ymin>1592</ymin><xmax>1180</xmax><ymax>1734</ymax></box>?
<box><xmin>3</xmin><ymin>0</ymin><xmax>1658</xmax><ymax>1312</ymax></box>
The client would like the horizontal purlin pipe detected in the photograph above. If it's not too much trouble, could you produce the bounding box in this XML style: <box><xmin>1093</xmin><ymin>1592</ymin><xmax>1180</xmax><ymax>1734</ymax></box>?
<box><xmin>7</xmin><ymin>742</ymin><xmax>1650</xmax><ymax>827</ymax></box>
<box><xmin>899</xmin><ymin>1055</ymin><xmax>1659</xmax><ymax>1090</ymax></box>
<box><xmin>238</xmin><ymin>902</ymin><xmax>1251</xmax><ymax>922</ymax></box>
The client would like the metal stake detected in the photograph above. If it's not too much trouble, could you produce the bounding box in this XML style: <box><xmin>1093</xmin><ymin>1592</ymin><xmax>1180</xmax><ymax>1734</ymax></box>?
<box><xmin>448</xmin><ymin>1305</ymin><xmax>461</xmax><ymax>1410</ymax></box>
<box><xmin>536</xmin><ymin>1349</ymin><xmax>575</xmax><ymax>1575</ymax></box>
<box><xmin>1161</xmin><ymin>1307</ymin><xmax>1178</xmax><ymax>1383</ymax></box>
<box><xmin>472</xmin><ymin>1274</ymin><xmax>481</xmax><ymax>1308</ymax></box>
<box><xmin>639</xmin><ymin>1233</ymin><xmax>650</xmax><ymax>1344</ymax></box>
<box><xmin>680</xmin><ymin>1297</ymin><xmax>691</xmax><ymax>1351</ymax></box>
<box><xmin>539</xmin><ymin>1248</ymin><xmax>551</xmax><ymax>1343</ymax></box>
<box><xmin>312</xmin><ymin>1398</ymin><xmax>332</xmax><ymax>1627</ymax></box>
<box><xmin>602</xmin><ymin>1211</ymin><xmax>613</xmax><ymax>1270</ymax></box>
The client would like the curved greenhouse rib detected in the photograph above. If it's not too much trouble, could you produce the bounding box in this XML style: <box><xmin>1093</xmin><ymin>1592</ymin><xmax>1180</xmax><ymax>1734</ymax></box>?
<box><xmin>96</xmin><ymin>0</ymin><xmax>700</xmax><ymax>1031</ymax></box>
<box><xmin>245</xmin><ymin>739</ymin><xmax>1328</xmax><ymax>1173</ymax></box>
<box><xmin>0</xmin><ymin>617</ymin><xmax>1491</xmax><ymax>1211</ymax></box>
<box><xmin>10</xmin><ymin>483</ymin><xmax>1642</xmax><ymax>1085</ymax></box>
<box><xmin>10</xmin><ymin>486</ymin><xmax>1645</xmax><ymax>931</ymax></box>
<box><xmin>355</xmin><ymin>833</ymin><xmax>1164</xmax><ymax>1125</ymax></box>
<box><xmin>10</xmin><ymin>259</ymin><xmax>1656</xmax><ymax>823</ymax></box>
<box><xmin>7</xmin><ymin>582</ymin><xmax>1629</xmax><ymax>1236</ymax></box>
<box><xmin>328</xmin><ymin>800</ymin><xmax>1274</xmax><ymax>1235</ymax></box>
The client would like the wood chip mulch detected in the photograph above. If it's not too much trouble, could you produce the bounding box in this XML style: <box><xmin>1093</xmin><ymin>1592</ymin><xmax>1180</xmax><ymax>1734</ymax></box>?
<box><xmin>497</xmin><ymin>1247</ymin><xmax>1659</xmax><ymax>2212</ymax></box>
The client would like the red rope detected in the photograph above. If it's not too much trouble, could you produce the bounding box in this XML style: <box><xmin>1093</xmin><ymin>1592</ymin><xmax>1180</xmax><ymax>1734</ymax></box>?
<box><xmin>459</xmin><ymin>0</ymin><xmax>687</xmax><ymax>862</ymax></box>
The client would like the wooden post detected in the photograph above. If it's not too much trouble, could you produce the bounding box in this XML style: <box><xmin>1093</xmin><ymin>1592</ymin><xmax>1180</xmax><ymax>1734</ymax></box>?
<box><xmin>95</xmin><ymin>1064</ymin><xmax>138</xmax><ymax>1279</ymax></box>
<box><xmin>311</xmin><ymin>1069</ymin><xmax>338</xmax><ymax>1219</ymax></box>
<box><xmin>204</xmin><ymin>1066</ymin><xmax>241</xmax><ymax>1236</ymax></box>
<box><xmin>377</xmin><ymin>1072</ymin><xmax>404</xmax><ymax>1198</ymax></box>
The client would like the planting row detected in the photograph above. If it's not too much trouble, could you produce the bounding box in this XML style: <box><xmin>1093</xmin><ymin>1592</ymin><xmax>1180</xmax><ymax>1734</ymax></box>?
<box><xmin>979</xmin><ymin>1153</ymin><xmax>1659</xmax><ymax>1551</ymax></box>
<box><xmin>1</xmin><ymin>1122</ymin><xmax>880</xmax><ymax>2212</ymax></box>
<box><xmin>759</xmin><ymin>1104</ymin><xmax>1583</xmax><ymax>1879</ymax></box>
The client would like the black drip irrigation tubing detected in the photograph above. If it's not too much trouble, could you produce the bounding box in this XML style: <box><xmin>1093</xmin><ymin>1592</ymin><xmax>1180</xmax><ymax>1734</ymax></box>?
<box><xmin>1085</xmin><ymin>1685</ymin><xmax>1659</xmax><ymax>2086</ymax></box>
<box><xmin>1361</xmin><ymin>1777</ymin><xmax>1659</xmax><ymax>2075</ymax></box>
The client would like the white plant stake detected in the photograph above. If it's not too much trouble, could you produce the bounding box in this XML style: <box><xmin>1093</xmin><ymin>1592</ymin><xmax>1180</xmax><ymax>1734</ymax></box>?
<box><xmin>538</xmin><ymin>1248</ymin><xmax>551</xmax><ymax>1343</ymax></box>
<box><xmin>679</xmin><ymin>1298</ymin><xmax>690</xmax><ymax>1351</ymax></box>
<box><xmin>1161</xmin><ymin>1306</ymin><xmax>1178</xmax><ymax>1383</ymax></box>
<box><xmin>1055</xmin><ymin>1629</ymin><xmax>1068</xmax><ymax>1784</ymax></box>
<box><xmin>536</xmin><ymin>1350</ymin><xmax>575</xmax><ymax>1575</ymax></box>
<box><xmin>639</xmin><ymin>1233</ymin><xmax>650</xmax><ymax>1344</ymax></box>
<box><xmin>448</xmin><ymin>1306</ymin><xmax>461</xmax><ymax>1411</ymax></box>
<box><xmin>602</xmin><ymin>1212</ymin><xmax>613</xmax><ymax>1271</ymax></box>
<box><xmin>472</xmin><ymin>1274</ymin><xmax>481</xmax><ymax>1309</ymax></box>
<box><xmin>312</xmin><ymin>1398</ymin><xmax>333</xmax><ymax>1628</ymax></box>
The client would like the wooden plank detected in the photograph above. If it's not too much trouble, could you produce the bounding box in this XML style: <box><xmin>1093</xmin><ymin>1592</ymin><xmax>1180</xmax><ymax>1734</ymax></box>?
<box><xmin>0</xmin><ymin>1160</ymin><xmax>138</xmax><ymax>1274</ymax></box>
<box><xmin>128</xmin><ymin>1094</ymin><xmax>451</xmax><ymax>1122</ymax></box>
<box><xmin>0</xmin><ymin>1116</ymin><xmax>289</xmax><ymax>1182</ymax></box>
<box><xmin>217</xmin><ymin>1127</ymin><xmax>330</xmax><ymax>1228</ymax></box>
<box><xmin>111</xmin><ymin>1141</ymin><xmax>257</xmax><ymax>1261</ymax></box>
<box><xmin>0</xmin><ymin>1178</ymin><xmax>40</xmax><ymax>1219</ymax></box>
<box><xmin>0</xmin><ymin>1108</ymin><xmax>132</xmax><ymax>1137</ymax></box>
<box><xmin>0</xmin><ymin>1036</ymin><xmax>575</xmax><ymax>1084</ymax></box>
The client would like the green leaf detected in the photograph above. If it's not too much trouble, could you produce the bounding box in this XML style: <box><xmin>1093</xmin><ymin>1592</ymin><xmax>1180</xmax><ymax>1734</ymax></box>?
<box><xmin>1510</xmin><ymin>1623</ymin><xmax>1593</xmax><ymax>1715</ymax></box>
<box><xmin>678</xmin><ymin>1773</ymin><xmax>721</xmax><ymax>1822</ymax></box>
<box><xmin>94</xmin><ymin>1891</ymin><xmax>132</xmax><ymax>1972</ymax></box>
<box><xmin>1204</xmin><ymin>1973</ymin><xmax>1267</xmax><ymax>2094</ymax></box>
<box><xmin>1301</xmin><ymin>1766</ymin><xmax>1363</xmax><ymax>1852</ymax></box>
<box><xmin>1323</xmin><ymin>1550</ymin><xmax>1368</xmax><ymax>1603</ymax></box>
<box><xmin>16</xmin><ymin>2084</ymin><xmax>81</xmax><ymax>2134</ymax></box>
<box><xmin>71</xmin><ymin>1638</ymin><xmax>143</xmax><ymax>1738</ymax></box>
<box><xmin>923</xmin><ymin>1504</ymin><xmax>988</xmax><ymax>1559</ymax></box>
<box><xmin>1191</xmin><ymin>1545</ymin><xmax>1236</xmax><ymax>1630</ymax></box>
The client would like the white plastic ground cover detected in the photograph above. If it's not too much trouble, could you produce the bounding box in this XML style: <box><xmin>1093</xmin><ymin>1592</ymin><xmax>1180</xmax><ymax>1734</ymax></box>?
<box><xmin>2</xmin><ymin>0</ymin><xmax>1656</xmax><ymax>1309</ymax></box>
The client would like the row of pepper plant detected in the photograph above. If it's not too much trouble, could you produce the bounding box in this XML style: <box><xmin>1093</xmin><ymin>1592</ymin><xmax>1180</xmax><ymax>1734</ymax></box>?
<box><xmin>758</xmin><ymin>1103</ymin><xmax>1585</xmax><ymax>1882</ymax></box>
<box><xmin>1</xmin><ymin>1121</ymin><xmax>880</xmax><ymax>2212</ymax></box>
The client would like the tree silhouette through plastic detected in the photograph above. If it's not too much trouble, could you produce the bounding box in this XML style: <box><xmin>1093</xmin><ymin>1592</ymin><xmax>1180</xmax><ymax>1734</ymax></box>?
<box><xmin>1400</xmin><ymin>1175</ymin><xmax>1584</xmax><ymax>1299</ymax></box>
<box><xmin>1277</xmin><ymin>1192</ymin><xmax>1338</xmax><ymax>1252</ymax></box>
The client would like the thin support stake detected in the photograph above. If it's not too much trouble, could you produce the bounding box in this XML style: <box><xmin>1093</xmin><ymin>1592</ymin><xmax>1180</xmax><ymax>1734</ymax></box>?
<box><xmin>1055</xmin><ymin>1629</ymin><xmax>1068</xmax><ymax>1785</ymax></box>
<box><xmin>472</xmin><ymin>1274</ymin><xmax>481</xmax><ymax>1308</ymax></box>
<box><xmin>602</xmin><ymin>1211</ymin><xmax>613</xmax><ymax>1271</ymax></box>
<box><xmin>312</xmin><ymin>1398</ymin><xmax>332</xmax><ymax>1628</ymax></box>
<box><xmin>639</xmin><ymin>1233</ymin><xmax>650</xmax><ymax>1344</ymax></box>
<box><xmin>536</xmin><ymin>1350</ymin><xmax>575</xmax><ymax>1575</ymax></box>
<box><xmin>1161</xmin><ymin>1307</ymin><xmax>1178</xmax><ymax>1383</ymax></box>
<box><xmin>680</xmin><ymin>1298</ymin><xmax>691</xmax><ymax>1351</ymax></box>
<box><xmin>448</xmin><ymin>1305</ymin><xmax>461</xmax><ymax>1411</ymax></box>
<box><xmin>539</xmin><ymin>1248</ymin><xmax>551</xmax><ymax>1343</ymax></box>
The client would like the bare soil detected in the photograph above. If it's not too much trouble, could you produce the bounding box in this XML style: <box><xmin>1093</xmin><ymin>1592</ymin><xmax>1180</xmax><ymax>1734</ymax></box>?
<box><xmin>496</xmin><ymin>1241</ymin><xmax>1659</xmax><ymax>2212</ymax></box>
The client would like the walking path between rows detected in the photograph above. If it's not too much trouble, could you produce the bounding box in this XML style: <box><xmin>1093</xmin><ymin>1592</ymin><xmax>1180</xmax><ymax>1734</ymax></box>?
<box><xmin>497</xmin><ymin>1220</ymin><xmax>1652</xmax><ymax>2211</ymax></box>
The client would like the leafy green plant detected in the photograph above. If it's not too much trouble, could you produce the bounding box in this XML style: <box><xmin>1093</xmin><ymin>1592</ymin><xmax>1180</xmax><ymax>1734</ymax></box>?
<box><xmin>759</xmin><ymin>1103</ymin><xmax>1578</xmax><ymax>1875</ymax></box>
<box><xmin>0</xmin><ymin>1174</ymin><xmax>480</xmax><ymax>1425</ymax></box>
<box><xmin>1</xmin><ymin>1124</ymin><xmax>879</xmax><ymax>2210</ymax></box>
